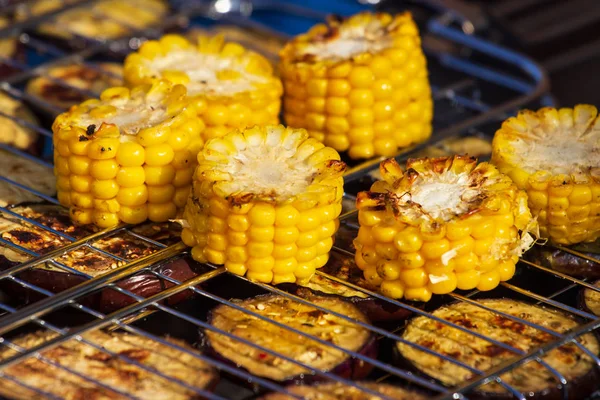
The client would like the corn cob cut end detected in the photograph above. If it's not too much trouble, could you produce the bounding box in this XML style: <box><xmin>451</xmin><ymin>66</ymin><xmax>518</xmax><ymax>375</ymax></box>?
<box><xmin>124</xmin><ymin>34</ymin><xmax>282</xmax><ymax>142</ymax></box>
<box><xmin>355</xmin><ymin>155</ymin><xmax>536</xmax><ymax>302</ymax></box>
<box><xmin>182</xmin><ymin>125</ymin><xmax>346</xmax><ymax>284</ymax></box>
<box><xmin>492</xmin><ymin>105</ymin><xmax>600</xmax><ymax>245</ymax></box>
<box><xmin>53</xmin><ymin>80</ymin><xmax>201</xmax><ymax>228</ymax></box>
<box><xmin>280</xmin><ymin>12</ymin><xmax>432</xmax><ymax>160</ymax></box>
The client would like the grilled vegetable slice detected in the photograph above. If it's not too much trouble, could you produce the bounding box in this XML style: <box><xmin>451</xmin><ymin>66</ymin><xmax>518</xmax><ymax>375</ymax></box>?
<box><xmin>0</xmin><ymin>92</ymin><xmax>39</xmax><ymax>151</ymax></box>
<box><xmin>0</xmin><ymin>204</ymin><xmax>199</xmax><ymax>312</ymax></box>
<box><xmin>280</xmin><ymin>12</ymin><xmax>432</xmax><ymax>160</ymax></box>
<box><xmin>53</xmin><ymin>80</ymin><xmax>201</xmax><ymax>227</ymax></box>
<box><xmin>396</xmin><ymin>299</ymin><xmax>600</xmax><ymax>399</ymax></box>
<box><xmin>17</xmin><ymin>0</ymin><xmax>168</xmax><ymax>41</ymax></box>
<box><xmin>124</xmin><ymin>34</ymin><xmax>282</xmax><ymax>142</ymax></box>
<box><xmin>354</xmin><ymin>156</ymin><xmax>536</xmax><ymax>302</ymax></box>
<box><xmin>0</xmin><ymin>329</ymin><xmax>217</xmax><ymax>400</ymax></box>
<box><xmin>26</xmin><ymin>62</ymin><xmax>123</xmax><ymax>110</ymax></box>
<box><xmin>526</xmin><ymin>241</ymin><xmax>600</xmax><ymax>278</ymax></box>
<box><xmin>582</xmin><ymin>280</ymin><xmax>600</xmax><ymax>316</ymax></box>
<box><xmin>492</xmin><ymin>105</ymin><xmax>600</xmax><ymax>245</ymax></box>
<box><xmin>205</xmin><ymin>294</ymin><xmax>376</xmax><ymax>382</ymax></box>
<box><xmin>0</xmin><ymin>151</ymin><xmax>55</xmax><ymax>207</ymax></box>
<box><xmin>260</xmin><ymin>381</ymin><xmax>425</xmax><ymax>400</ymax></box>
<box><xmin>294</xmin><ymin>253</ymin><xmax>412</xmax><ymax>322</ymax></box>
<box><xmin>182</xmin><ymin>125</ymin><xmax>345</xmax><ymax>284</ymax></box>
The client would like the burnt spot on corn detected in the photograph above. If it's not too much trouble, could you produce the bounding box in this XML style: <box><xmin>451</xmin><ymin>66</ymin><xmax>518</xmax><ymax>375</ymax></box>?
<box><xmin>78</xmin><ymin>135</ymin><xmax>89</xmax><ymax>142</ymax></box>
<box><xmin>86</xmin><ymin>124</ymin><xmax>96</xmax><ymax>135</ymax></box>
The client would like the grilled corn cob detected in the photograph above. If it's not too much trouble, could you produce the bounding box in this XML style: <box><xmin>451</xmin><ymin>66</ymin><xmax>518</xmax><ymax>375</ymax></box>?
<box><xmin>124</xmin><ymin>34</ymin><xmax>282</xmax><ymax>142</ymax></box>
<box><xmin>181</xmin><ymin>125</ymin><xmax>345</xmax><ymax>284</ymax></box>
<box><xmin>280</xmin><ymin>12</ymin><xmax>432</xmax><ymax>160</ymax></box>
<box><xmin>53</xmin><ymin>80</ymin><xmax>201</xmax><ymax>228</ymax></box>
<box><xmin>492</xmin><ymin>105</ymin><xmax>600</xmax><ymax>245</ymax></box>
<box><xmin>354</xmin><ymin>156</ymin><xmax>535</xmax><ymax>301</ymax></box>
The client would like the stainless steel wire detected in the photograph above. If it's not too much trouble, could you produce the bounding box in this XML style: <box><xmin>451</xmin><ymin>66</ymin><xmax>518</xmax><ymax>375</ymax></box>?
<box><xmin>1</xmin><ymin>1</ymin><xmax>596</xmax><ymax>400</ymax></box>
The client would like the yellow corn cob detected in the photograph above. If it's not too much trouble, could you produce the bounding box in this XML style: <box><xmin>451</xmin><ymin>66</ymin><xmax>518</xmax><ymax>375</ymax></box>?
<box><xmin>124</xmin><ymin>34</ymin><xmax>282</xmax><ymax>143</ymax></box>
<box><xmin>492</xmin><ymin>105</ymin><xmax>600</xmax><ymax>245</ymax></box>
<box><xmin>181</xmin><ymin>125</ymin><xmax>346</xmax><ymax>284</ymax></box>
<box><xmin>53</xmin><ymin>80</ymin><xmax>202</xmax><ymax>228</ymax></box>
<box><xmin>354</xmin><ymin>156</ymin><xmax>536</xmax><ymax>302</ymax></box>
<box><xmin>279</xmin><ymin>12</ymin><xmax>432</xmax><ymax>160</ymax></box>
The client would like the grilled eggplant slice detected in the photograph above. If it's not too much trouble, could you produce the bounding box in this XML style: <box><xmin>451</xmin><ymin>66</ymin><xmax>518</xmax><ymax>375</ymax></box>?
<box><xmin>0</xmin><ymin>204</ymin><xmax>200</xmax><ymax>312</ymax></box>
<box><xmin>260</xmin><ymin>381</ymin><xmax>426</xmax><ymax>400</ymax></box>
<box><xmin>205</xmin><ymin>294</ymin><xmax>376</xmax><ymax>382</ymax></box>
<box><xmin>0</xmin><ymin>329</ymin><xmax>217</xmax><ymax>400</ymax></box>
<box><xmin>396</xmin><ymin>299</ymin><xmax>600</xmax><ymax>400</ymax></box>
<box><xmin>581</xmin><ymin>280</ymin><xmax>600</xmax><ymax>317</ymax></box>
<box><xmin>0</xmin><ymin>151</ymin><xmax>55</xmax><ymax>207</ymax></box>
<box><xmin>26</xmin><ymin>62</ymin><xmax>123</xmax><ymax>111</ymax></box>
<box><xmin>293</xmin><ymin>253</ymin><xmax>412</xmax><ymax>323</ymax></box>
<box><xmin>0</xmin><ymin>16</ymin><xmax>23</xmax><ymax>79</ymax></box>
<box><xmin>527</xmin><ymin>242</ymin><xmax>600</xmax><ymax>279</ymax></box>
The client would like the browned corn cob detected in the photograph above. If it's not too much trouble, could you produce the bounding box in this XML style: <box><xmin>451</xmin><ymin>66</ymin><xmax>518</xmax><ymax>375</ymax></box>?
<box><xmin>280</xmin><ymin>12</ymin><xmax>432</xmax><ymax>159</ymax></box>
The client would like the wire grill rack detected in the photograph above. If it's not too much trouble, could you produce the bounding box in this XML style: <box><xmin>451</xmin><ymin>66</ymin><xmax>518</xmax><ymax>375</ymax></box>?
<box><xmin>1</xmin><ymin>1</ymin><xmax>599</xmax><ymax>399</ymax></box>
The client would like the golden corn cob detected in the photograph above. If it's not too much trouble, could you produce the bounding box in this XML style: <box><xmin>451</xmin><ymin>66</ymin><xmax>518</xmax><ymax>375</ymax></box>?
<box><xmin>124</xmin><ymin>34</ymin><xmax>282</xmax><ymax>142</ymax></box>
<box><xmin>53</xmin><ymin>80</ymin><xmax>202</xmax><ymax>228</ymax></box>
<box><xmin>279</xmin><ymin>12</ymin><xmax>432</xmax><ymax>160</ymax></box>
<box><xmin>492</xmin><ymin>105</ymin><xmax>600</xmax><ymax>245</ymax></box>
<box><xmin>354</xmin><ymin>156</ymin><xmax>536</xmax><ymax>302</ymax></box>
<box><xmin>181</xmin><ymin>125</ymin><xmax>346</xmax><ymax>284</ymax></box>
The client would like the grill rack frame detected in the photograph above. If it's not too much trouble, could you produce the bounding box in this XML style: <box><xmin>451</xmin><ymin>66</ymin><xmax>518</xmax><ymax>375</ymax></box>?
<box><xmin>1</xmin><ymin>1</ymin><xmax>599</xmax><ymax>400</ymax></box>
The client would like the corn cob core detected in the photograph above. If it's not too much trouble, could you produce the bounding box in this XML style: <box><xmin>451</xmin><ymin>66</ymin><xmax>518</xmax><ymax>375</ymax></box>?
<box><xmin>181</xmin><ymin>125</ymin><xmax>346</xmax><ymax>284</ymax></box>
<box><xmin>53</xmin><ymin>80</ymin><xmax>202</xmax><ymax>228</ymax></box>
<box><xmin>492</xmin><ymin>105</ymin><xmax>600</xmax><ymax>245</ymax></box>
<box><xmin>354</xmin><ymin>155</ymin><xmax>535</xmax><ymax>302</ymax></box>
<box><xmin>124</xmin><ymin>34</ymin><xmax>282</xmax><ymax>143</ymax></box>
<box><xmin>280</xmin><ymin>12</ymin><xmax>432</xmax><ymax>160</ymax></box>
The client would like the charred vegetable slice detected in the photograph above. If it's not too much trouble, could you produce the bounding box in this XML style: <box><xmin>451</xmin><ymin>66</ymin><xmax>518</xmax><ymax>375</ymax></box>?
<box><xmin>582</xmin><ymin>279</ymin><xmax>600</xmax><ymax>317</ymax></box>
<box><xmin>0</xmin><ymin>92</ymin><xmax>39</xmax><ymax>151</ymax></box>
<box><xmin>260</xmin><ymin>381</ymin><xmax>425</xmax><ymax>400</ymax></box>
<box><xmin>182</xmin><ymin>125</ymin><xmax>345</xmax><ymax>285</ymax></box>
<box><xmin>0</xmin><ymin>151</ymin><xmax>55</xmax><ymax>207</ymax></box>
<box><xmin>354</xmin><ymin>155</ymin><xmax>536</xmax><ymax>302</ymax></box>
<box><xmin>397</xmin><ymin>299</ymin><xmax>600</xmax><ymax>399</ymax></box>
<box><xmin>205</xmin><ymin>294</ymin><xmax>376</xmax><ymax>382</ymax></box>
<box><xmin>280</xmin><ymin>12</ymin><xmax>432</xmax><ymax>159</ymax></box>
<box><xmin>0</xmin><ymin>204</ymin><xmax>198</xmax><ymax>312</ymax></box>
<box><xmin>26</xmin><ymin>63</ymin><xmax>123</xmax><ymax>110</ymax></box>
<box><xmin>0</xmin><ymin>329</ymin><xmax>217</xmax><ymax>400</ymax></box>
<box><xmin>492</xmin><ymin>105</ymin><xmax>600</xmax><ymax>245</ymax></box>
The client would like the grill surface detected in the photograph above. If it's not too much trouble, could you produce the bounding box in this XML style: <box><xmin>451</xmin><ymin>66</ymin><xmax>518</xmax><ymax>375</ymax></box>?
<box><xmin>1</xmin><ymin>1</ymin><xmax>599</xmax><ymax>400</ymax></box>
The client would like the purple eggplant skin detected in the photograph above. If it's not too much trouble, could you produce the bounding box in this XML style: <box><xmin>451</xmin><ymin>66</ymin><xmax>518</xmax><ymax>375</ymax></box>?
<box><xmin>200</xmin><ymin>294</ymin><xmax>378</xmax><ymax>386</ymax></box>
<box><xmin>292</xmin><ymin>286</ymin><xmax>412</xmax><ymax>324</ymax></box>
<box><xmin>0</xmin><ymin>256</ymin><xmax>201</xmax><ymax>313</ymax></box>
<box><xmin>526</xmin><ymin>245</ymin><xmax>600</xmax><ymax>279</ymax></box>
<box><xmin>579</xmin><ymin>280</ymin><xmax>600</xmax><ymax>318</ymax></box>
<box><xmin>392</xmin><ymin>300</ymin><xmax>600</xmax><ymax>400</ymax></box>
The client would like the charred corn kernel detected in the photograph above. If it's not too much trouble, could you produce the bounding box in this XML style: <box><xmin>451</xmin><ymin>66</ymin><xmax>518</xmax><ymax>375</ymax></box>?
<box><xmin>53</xmin><ymin>80</ymin><xmax>200</xmax><ymax>227</ymax></box>
<box><xmin>492</xmin><ymin>105</ymin><xmax>600</xmax><ymax>245</ymax></box>
<box><xmin>182</xmin><ymin>125</ymin><xmax>345</xmax><ymax>284</ymax></box>
<box><xmin>355</xmin><ymin>156</ymin><xmax>536</xmax><ymax>301</ymax></box>
<box><xmin>280</xmin><ymin>12</ymin><xmax>432</xmax><ymax>159</ymax></box>
<box><xmin>124</xmin><ymin>34</ymin><xmax>282</xmax><ymax>143</ymax></box>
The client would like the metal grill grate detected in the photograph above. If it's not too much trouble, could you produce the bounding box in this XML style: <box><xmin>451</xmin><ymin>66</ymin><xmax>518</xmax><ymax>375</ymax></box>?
<box><xmin>2</xmin><ymin>1</ymin><xmax>599</xmax><ymax>400</ymax></box>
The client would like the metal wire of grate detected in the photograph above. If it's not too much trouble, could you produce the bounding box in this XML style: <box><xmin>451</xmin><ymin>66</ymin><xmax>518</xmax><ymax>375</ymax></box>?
<box><xmin>1</xmin><ymin>1</ymin><xmax>599</xmax><ymax>400</ymax></box>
